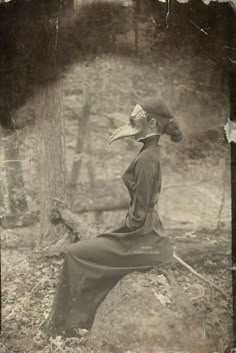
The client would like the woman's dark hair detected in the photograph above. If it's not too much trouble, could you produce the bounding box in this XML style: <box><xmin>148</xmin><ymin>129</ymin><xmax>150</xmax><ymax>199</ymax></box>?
<box><xmin>141</xmin><ymin>97</ymin><xmax>183</xmax><ymax>143</ymax></box>
<box><xmin>164</xmin><ymin>119</ymin><xmax>183</xmax><ymax>143</ymax></box>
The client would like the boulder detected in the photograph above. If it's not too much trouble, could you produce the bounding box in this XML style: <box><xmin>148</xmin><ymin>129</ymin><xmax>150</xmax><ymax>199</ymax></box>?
<box><xmin>88</xmin><ymin>269</ymin><xmax>209</xmax><ymax>353</ymax></box>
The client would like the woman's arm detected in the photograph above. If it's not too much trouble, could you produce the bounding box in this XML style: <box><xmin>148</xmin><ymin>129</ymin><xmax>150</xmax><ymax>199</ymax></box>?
<box><xmin>125</xmin><ymin>157</ymin><xmax>155</xmax><ymax>231</ymax></box>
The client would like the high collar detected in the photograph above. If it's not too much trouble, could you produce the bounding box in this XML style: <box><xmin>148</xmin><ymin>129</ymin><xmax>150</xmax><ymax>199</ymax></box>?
<box><xmin>140</xmin><ymin>135</ymin><xmax>160</xmax><ymax>152</ymax></box>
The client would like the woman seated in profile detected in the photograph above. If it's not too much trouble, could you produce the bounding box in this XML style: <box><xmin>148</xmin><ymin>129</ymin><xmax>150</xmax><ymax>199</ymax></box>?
<box><xmin>45</xmin><ymin>97</ymin><xmax>183</xmax><ymax>337</ymax></box>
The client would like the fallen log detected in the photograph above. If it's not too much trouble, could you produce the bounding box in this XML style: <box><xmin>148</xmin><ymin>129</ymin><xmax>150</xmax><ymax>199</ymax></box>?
<box><xmin>48</xmin><ymin>199</ymin><xmax>230</xmax><ymax>264</ymax></box>
<box><xmin>50</xmin><ymin>198</ymin><xmax>99</xmax><ymax>238</ymax></box>
<box><xmin>73</xmin><ymin>201</ymin><xmax>130</xmax><ymax>214</ymax></box>
<box><xmin>72</xmin><ymin>180</ymin><xmax>208</xmax><ymax>214</ymax></box>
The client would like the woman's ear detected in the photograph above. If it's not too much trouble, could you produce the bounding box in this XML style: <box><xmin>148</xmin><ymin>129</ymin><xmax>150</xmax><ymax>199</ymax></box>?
<box><xmin>149</xmin><ymin>118</ymin><xmax>157</xmax><ymax>129</ymax></box>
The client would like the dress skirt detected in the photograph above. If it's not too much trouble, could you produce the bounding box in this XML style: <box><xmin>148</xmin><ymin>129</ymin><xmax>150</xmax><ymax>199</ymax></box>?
<box><xmin>46</xmin><ymin>222</ymin><xmax>173</xmax><ymax>335</ymax></box>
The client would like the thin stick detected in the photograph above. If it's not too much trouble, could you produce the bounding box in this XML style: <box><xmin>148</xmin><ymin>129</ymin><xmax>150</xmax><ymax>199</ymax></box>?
<box><xmin>69</xmin><ymin>89</ymin><xmax>91</xmax><ymax>188</ymax></box>
<box><xmin>173</xmin><ymin>253</ymin><xmax>227</xmax><ymax>299</ymax></box>
<box><xmin>216</xmin><ymin>151</ymin><xmax>229</xmax><ymax>230</ymax></box>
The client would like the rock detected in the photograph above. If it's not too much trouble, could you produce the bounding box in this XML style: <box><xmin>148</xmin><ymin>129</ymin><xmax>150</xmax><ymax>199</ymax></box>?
<box><xmin>88</xmin><ymin>270</ymin><xmax>209</xmax><ymax>353</ymax></box>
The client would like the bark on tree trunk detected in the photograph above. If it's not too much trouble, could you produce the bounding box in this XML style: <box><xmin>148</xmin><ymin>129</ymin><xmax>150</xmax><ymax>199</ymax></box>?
<box><xmin>64</xmin><ymin>0</ymin><xmax>74</xmax><ymax>12</ymax></box>
<box><xmin>3</xmin><ymin>130</ymin><xmax>28</xmax><ymax>217</ymax></box>
<box><xmin>36</xmin><ymin>81</ymin><xmax>68</xmax><ymax>242</ymax></box>
<box><xmin>228</xmin><ymin>5</ymin><xmax>236</xmax><ymax>341</ymax></box>
<box><xmin>0</xmin><ymin>127</ymin><xmax>8</xmax><ymax>220</ymax></box>
<box><xmin>34</xmin><ymin>10</ymin><xmax>68</xmax><ymax>244</ymax></box>
<box><xmin>133</xmin><ymin>0</ymin><xmax>139</xmax><ymax>52</ymax></box>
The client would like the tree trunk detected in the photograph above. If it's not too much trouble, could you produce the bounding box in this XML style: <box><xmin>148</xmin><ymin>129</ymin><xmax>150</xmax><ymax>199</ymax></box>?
<box><xmin>64</xmin><ymin>0</ymin><xmax>74</xmax><ymax>12</ymax></box>
<box><xmin>35</xmin><ymin>82</ymin><xmax>68</xmax><ymax>242</ymax></box>
<box><xmin>69</xmin><ymin>89</ymin><xmax>91</xmax><ymax>190</ymax></box>
<box><xmin>133</xmin><ymin>0</ymin><xmax>139</xmax><ymax>52</ymax></box>
<box><xmin>34</xmin><ymin>9</ymin><xmax>68</xmax><ymax>245</ymax></box>
<box><xmin>3</xmin><ymin>130</ymin><xmax>28</xmax><ymax>217</ymax></box>
<box><xmin>0</xmin><ymin>127</ymin><xmax>8</xmax><ymax>220</ymax></box>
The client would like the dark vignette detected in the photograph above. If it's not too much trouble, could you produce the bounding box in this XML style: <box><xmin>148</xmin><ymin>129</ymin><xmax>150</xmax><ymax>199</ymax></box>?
<box><xmin>0</xmin><ymin>0</ymin><xmax>235</xmax><ymax>351</ymax></box>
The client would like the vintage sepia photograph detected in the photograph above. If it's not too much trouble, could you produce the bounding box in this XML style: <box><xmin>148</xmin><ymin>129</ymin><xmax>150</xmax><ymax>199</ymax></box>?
<box><xmin>0</xmin><ymin>0</ymin><xmax>235</xmax><ymax>352</ymax></box>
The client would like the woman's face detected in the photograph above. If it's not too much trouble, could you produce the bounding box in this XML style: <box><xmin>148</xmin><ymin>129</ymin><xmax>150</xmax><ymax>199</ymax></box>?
<box><xmin>129</xmin><ymin>108</ymin><xmax>149</xmax><ymax>141</ymax></box>
<box><xmin>109</xmin><ymin>104</ymin><xmax>158</xmax><ymax>145</ymax></box>
<box><xmin>130</xmin><ymin>111</ymin><xmax>159</xmax><ymax>142</ymax></box>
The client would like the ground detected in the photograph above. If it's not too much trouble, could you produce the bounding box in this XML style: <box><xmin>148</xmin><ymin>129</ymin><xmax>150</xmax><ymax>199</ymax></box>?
<box><xmin>0</xmin><ymin>229</ymin><xmax>232</xmax><ymax>353</ymax></box>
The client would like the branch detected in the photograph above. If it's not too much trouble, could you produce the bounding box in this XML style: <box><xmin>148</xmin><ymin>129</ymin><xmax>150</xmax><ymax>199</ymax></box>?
<box><xmin>173</xmin><ymin>253</ymin><xmax>227</xmax><ymax>299</ymax></box>
<box><xmin>73</xmin><ymin>181</ymin><xmax>207</xmax><ymax>214</ymax></box>
<box><xmin>74</xmin><ymin>201</ymin><xmax>129</xmax><ymax>214</ymax></box>
<box><xmin>69</xmin><ymin>89</ymin><xmax>91</xmax><ymax>188</ymax></box>
<box><xmin>50</xmin><ymin>198</ymin><xmax>99</xmax><ymax>237</ymax></box>
<box><xmin>228</xmin><ymin>56</ymin><xmax>236</xmax><ymax>65</ymax></box>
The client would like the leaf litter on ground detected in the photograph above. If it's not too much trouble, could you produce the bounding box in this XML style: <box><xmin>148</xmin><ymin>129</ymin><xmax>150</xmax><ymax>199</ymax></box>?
<box><xmin>1</xmin><ymin>244</ymin><xmax>232</xmax><ymax>353</ymax></box>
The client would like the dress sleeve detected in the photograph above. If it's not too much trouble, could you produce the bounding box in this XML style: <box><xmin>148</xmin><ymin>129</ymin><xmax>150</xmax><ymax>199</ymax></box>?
<box><xmin>125</xmin><ymin>157</ymin><xmax>155</xmax><ymax>231</ymax></box>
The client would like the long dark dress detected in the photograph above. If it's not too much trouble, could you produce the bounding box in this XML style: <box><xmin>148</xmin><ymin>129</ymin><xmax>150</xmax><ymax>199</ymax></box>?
<box><xmin>47</xmin><ymin>136</ymin><xmax>173</xmax><ymax>335</ymax></box>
